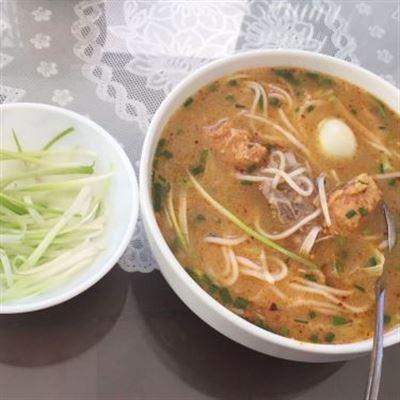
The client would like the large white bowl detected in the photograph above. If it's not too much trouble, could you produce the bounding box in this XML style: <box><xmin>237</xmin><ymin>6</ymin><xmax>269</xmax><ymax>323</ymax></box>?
<box><xmin>0</xmin><ymin>103</ymin><xmax>139</xmax><ymax>314</ymax></box>
<box><xmin>140</xmin><ymin>50</ymin><xmax>400</xmax><ymax>362</ymax></box>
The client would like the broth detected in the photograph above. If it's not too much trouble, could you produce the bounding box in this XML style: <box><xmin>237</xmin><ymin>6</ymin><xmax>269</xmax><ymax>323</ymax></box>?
<box><xmin>152</xmin><ymin>67</ymin><xmax>400</xmax><ymax>344</ymax></box>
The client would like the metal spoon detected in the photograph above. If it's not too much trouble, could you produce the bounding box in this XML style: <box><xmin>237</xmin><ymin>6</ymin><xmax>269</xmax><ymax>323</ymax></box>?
<box><xmin>364</xmin><ymin>203</ymin><xmax>397</xmax><ymax>400</ymax></box>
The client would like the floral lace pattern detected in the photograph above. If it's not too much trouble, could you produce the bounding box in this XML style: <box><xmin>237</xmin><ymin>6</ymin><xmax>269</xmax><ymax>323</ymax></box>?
<box><xmin>1</xmin><ymin>0</ymin><xmax>399</xmax><ymax>274</ymax></box>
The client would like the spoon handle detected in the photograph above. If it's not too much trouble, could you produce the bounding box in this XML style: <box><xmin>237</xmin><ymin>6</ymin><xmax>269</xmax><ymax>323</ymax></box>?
<box><xmin>364</xmin><ymin>282</ymin><xmax>385</xmax><ymax>400</ymax></box>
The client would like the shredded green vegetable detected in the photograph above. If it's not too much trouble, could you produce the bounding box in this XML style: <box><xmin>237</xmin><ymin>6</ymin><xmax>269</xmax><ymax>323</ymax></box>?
<box><xmin>0</xmin><ymin>128</ymin><xmax>110</xmax><ymax>303</ymax></box>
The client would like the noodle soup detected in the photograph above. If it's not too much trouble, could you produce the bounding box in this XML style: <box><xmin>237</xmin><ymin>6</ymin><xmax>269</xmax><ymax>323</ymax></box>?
<box><xmin>152</xmin><ymin>67</ymin><xmax>400</xmax><ymax>344</ymax></box>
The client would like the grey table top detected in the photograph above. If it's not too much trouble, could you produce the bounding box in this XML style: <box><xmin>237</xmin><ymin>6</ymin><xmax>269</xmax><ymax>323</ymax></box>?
<box><xmin>1</xmin><ymin>269</ymin><xmax>399</xmax><ymax>400</ymax></box>
<box><xmin>0</xmin><ymin>1</ymin><xmax>399</xmax><ymax>399</ymax></box>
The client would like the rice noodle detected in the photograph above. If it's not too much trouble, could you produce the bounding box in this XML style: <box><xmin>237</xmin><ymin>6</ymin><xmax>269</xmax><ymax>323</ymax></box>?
<box><xmin>204</xmin><ymin>235</ymin><xmax>248</xmax><ymax>246</ymax></box>
<box><xmin>333</xmin><ymin>98</ymin><xmax>383</xmax><ymax>145</ymax></box>
<box><xmin>330</xmin><ymin>169</ymin><xmax>340</xmax><ymax>183</ymax></box>
<box><xmin>236</xmin><ymin>256</ymin><xmax>262</xmax><ymax>270</ymax></box>
<box><xmin>242</xmin><ymin>113</ymin><xmax>310</xmax><ymax>156</ymax></box>
<box><xmin>220</xmin><ymin>246</ymin><xmax>239</xmax><ymax>286</ymax></box>
<box><xmin>315</xmin><ymin>235</ymin><xmax>333</xmax><ymax>244</ymax></box>
<box><xmin>234</xmin><ymin>173</ymin><xmax>269</xmax><ymax>182</ymax></box>
<box><xmin>293</xmin><ymin>277</ymin><xmax>353</xmax><ymax>296</ymax></box>
<box><xmin>278</xmin><ymin>108</ymin><xmax>300</xmax><ymax>137</ymax></box>
<box><xmin>260</xmin><ymin>167</ymin><xmax>314</xmax><ymax>196</ymax></box>
<box><xmin>221</xmin><ymin>246</ymin><xmax>231</xmax><ymax>276</ymax></box>
<box><xmin>316</xmin><ymin>174</ymin><xmax>332</xmax><ymax>227</ymax></box>
<box><xmin>267</xmin><ymin>84</ymin><xmax>293</xmax><ymax>107</ymax></box>
<box><xmin>289</xmin><ymin>282</ymin><xmax>370</xmax><ymax>313</ymax></box>
<box><xmin>266</xmin><ymin>256</ymin><xmax>288</xmax><ymax>281</ymax></box>
<box><xmin>378</xmin><ymin>240</ymin><xmax>388</xmax><ymax>250</ymax></box>
<box><xmin>269</xmin><ymin>285</ymin><xmax>288</xmax><ymax>300</ymax></box>
<box><xmin>237</xmin><ymin>255</ymin><xmax>275</xmax><ymax>284</ymax></box>
<box><xmin>270</xmin><ymin>150</ymin><xmax>286</xmax><ymax>188</ymax></box>
<box><xmin>255</xmin><ymin>209</ymin><xmax>322</xmax><ymax>240</ymax></box>
<box><xmin>247</xmin><ymin>81</ymin><xmax>268</xmax><ymax>117</ymax></box>
<box><xmin>363</xmin><ymin>234</ymin><xmax>383</xmax><ymax>242</ymax></box>
<box><xmin>373</xmin><ymin>171</ymin><xmax>400</xmax><ymax>180</ymax></box>
<box><xmin>289</xmin><ymin>299</ymin><xmax>342</xmax><ymax>313</ymax></box>
<box><xmin>285</xmin><ymin>152</ymin><xmax>299</xmax><ymax>169</ymax></box>
<box><xmin>300</xmin><ymin>226</ymin><xmax>321</xmax><ymax>255</ymax></box>
<box><xmin>367</xmin><ymin>140</ymin><xmax>396</xmax><ymax>158</ymax></box>
<box><xmin>178</xmin><ymin>189</ymin><xmax>189</xmax><ymax>244</ymax></box>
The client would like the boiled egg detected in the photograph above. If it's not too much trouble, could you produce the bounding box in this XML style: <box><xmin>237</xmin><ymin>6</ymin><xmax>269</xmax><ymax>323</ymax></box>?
<box><xmin>318</xmin><ymin>118</ymin><xmax>357</xmax><ymax>158</ymax></box>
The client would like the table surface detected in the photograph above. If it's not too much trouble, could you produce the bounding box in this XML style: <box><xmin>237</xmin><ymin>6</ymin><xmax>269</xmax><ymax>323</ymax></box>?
<box><xmin>1</xmin><ymin>1</ymin><xmax>399</xmax><ymax>399</ymax></box>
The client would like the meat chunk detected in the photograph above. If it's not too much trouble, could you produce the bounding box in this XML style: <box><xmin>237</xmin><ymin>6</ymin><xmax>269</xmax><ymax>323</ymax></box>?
<box><xmin>328</xmin><ymin>173</ymin><xmax>382</xmax><ymax>234</ymax></box>
<box><xmin>260</xmin><ymin>180</ymin><xmax>314</xmax><ymax>224</ymax></box>
<box><xmin>204</xmin><ymin>119</ymin><xmax>266</xmax><ymax>169</ymax></box>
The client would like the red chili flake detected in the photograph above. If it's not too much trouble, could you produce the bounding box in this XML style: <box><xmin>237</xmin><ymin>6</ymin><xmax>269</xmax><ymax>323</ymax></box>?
<box><xmin>269</xmin><ymin>303</ymin><xmax>278</xmax><ymax>311</ymax></box>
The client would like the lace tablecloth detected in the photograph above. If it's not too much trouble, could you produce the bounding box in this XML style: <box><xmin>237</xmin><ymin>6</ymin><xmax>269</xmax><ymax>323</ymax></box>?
<box><xmin>1</xmin><ymin>0</ymin><xmax>399</xmax><ymax>274</ymax></box>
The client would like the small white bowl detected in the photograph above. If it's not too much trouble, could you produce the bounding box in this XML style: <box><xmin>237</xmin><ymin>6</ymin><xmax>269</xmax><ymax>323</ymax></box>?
<box><xmin>140</xmin><ymin>49</ymin><xmax>400</xmax><ymax>362</ymax></box>
<box><xmin>0</xmin><ymin>103</ymin><xmax>139</xmax><ymax>314</ymax></box>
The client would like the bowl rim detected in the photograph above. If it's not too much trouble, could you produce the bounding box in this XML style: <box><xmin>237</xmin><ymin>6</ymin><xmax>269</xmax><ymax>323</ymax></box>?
<box><xmin>140</xmin><ymin>49</ymin><xmax>400</xmax><ymax>357</ymax></box>
<box><xmin>0</xmin><ymin>102</ymin><xmax>139</xmax><ymax>314</ymax></box>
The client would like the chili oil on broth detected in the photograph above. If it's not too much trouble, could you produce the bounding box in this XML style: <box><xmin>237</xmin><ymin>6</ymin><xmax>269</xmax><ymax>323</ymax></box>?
<box><xmin>152</xmin><ymin>67</ymin><xmax>400</xmax><ymax>345</ymax></box>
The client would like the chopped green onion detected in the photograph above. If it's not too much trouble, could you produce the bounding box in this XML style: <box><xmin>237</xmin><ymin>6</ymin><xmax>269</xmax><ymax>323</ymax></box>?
<box><xmin>334</xmin><ymin>259</ymin><xmax>344</xmax><ymax>273</ymax></box>
<box><xmin>274</xmin><ymin>69</ymin><xmax>300</xmax><ymax>85</ymax></box>
<box><xmin>269</xmin><ymin>97</ymin><xmax>280</xmax><ymax>107</ymax></box>
<box><xmin>310</xmin><ymin>334</ymin><xmax>319</xmax><ymax>343</ymax></box>
<box><xmin>371</xmin><ymin>97</ymin><xmax>388</xmax><ymax>124</ymax></box>
<box><xmin>185</xmin><ymin>268</ymin><xmax>200</xmax><ymax>283</ymax></box>
<box><xmin>388</xmin><ymin>178</ymin><xmax>396</xmax><ymax>187</ymax></box>
<box><xmin>304</xmin><ymin>274</ymin><xmax>317</xmax><ymax>282</ymax></box>
<box><xmin>306</xmin><ymin>72</ymin><xmax>319</xmax><ymax>80</ymax></box>
<box><xmin>358</xmin><ymin>207</ymin><xmax>368</xmax><ymax>217</ymax></box>
<box><xmin>332</xmin><ymin>315</ymin><xmax>348</xmax><ymax>326</ymax></box>
<box><xmin>153</xmin><ymin>181</ymin><xmax>167</xmax><ymax>212</ymax></box>
<box><xmin>368</xmin><ymin>257</ymin><xmax>378</xmax><ymax>267</ymax></box>
<box><xmin>225</xmin><ymin>94</ymin><xmax>235</xmax><ymax>103</ymax></box>
<box><xmin>325</xmin><ymin>332</ymin><xmax>335</xmax><ymax>343</ymax></box>
<box><xmin>319</xmin><ymin>78</ymin><xmax>334</xmax><ymax>87</ymax></box>
<box><xmin>384</xmin><ymin>314</ymin><xmax>391</xmax><ymax>324</ymax></box>
<box><xmin>353</xmin><ymin>284</ymin><xmax>365</xmax><ymax>292</ymax></box>
<box><xmin>309</xmin><ymin>311</ymin><xmax>317</xmax><ymax>319</ymax></box>
<box><xmin>246</xmin><ymin>164</ymin><xmax>257</xmax><ymax>173</ymax></box>
<box><xmin>306</xmin><ymin>105</ymin><xmax>315</xmax><ymax>113</ymax></box>
<box><xmin>233</xmin><ymin>297</ymin><xmax>248</xmax><ymax>309</ymax></box>
<box><xmin>183</xmin><ymin>97</ymin><xmax>194</xmax><ymax>107</ymax></box>
<box><xmin>194</xmin><ymin>214</ymin><xmax>206</xmax><ymax>223</ymax></box>
<box><xmin>228</xmin><ymin>79</ymin><xmax>238</xmax><ymax>86</ymax></box>
<box><xmin>208</xmin><ymin>83</ymin><xmax>218</xmax><ymax>92</ymax></box>
<box><xmin>190</xmin><ymin>149</ymin><xmax>208</xmax><ymax>176</ymax></box>
<box><xmin>294</xmin><ymin>319</ymin><xmax>309</xmax><ymax>324</ymax></box>
<box><xmin>279</xmin><ymin>327</ymin><xmax>289</xmax><ymax>337</ymax></box>
<box><xmin>219</xmin><ymin>287</ymin><xmax>232</xmax><ymax>304</ymax></box>
<box><xmin>345</xmin><ymin>209</ymin><xmax>357</xmax><ymax>219</ymax></box>
<box><xmin>240</xmin><ymin>181</ymin><xmax>253</xmax><ymax>186</ymax></box>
